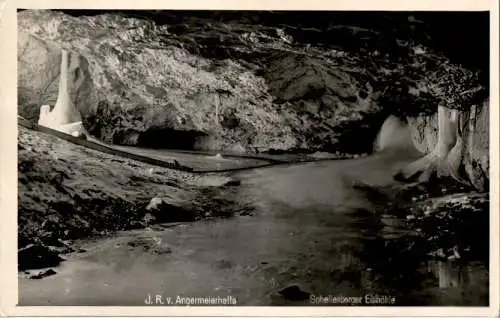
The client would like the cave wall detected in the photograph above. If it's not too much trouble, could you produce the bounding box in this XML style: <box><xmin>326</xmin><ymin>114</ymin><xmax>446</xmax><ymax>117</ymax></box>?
<box><xmin>17</xmin><ymin>10</ymin><xmax>387</xmax><ymax>153</ymax></box>
<box><xmin>17</xmin><ymin>9</ymin><xmax>488</xmax><ymax>154</ymax></box>
<box><xmin>18</xmin><ymin>31</ymin><xmax>98</xmax><ymax>122</ymax></box>
<box><xmin>406</xmin><ymin>101</ymin><xmax>489</xmax><ymax>189</ymax></box>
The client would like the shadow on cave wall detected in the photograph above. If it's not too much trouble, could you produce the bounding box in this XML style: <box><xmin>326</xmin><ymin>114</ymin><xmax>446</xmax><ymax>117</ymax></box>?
<box><xmin>112</xmin><ymin>127</ymin><xmax>210</xmax><ymax>151</ymax></box>
<box><xmin>325</xmin><ymin>111</ymin><xmax>392</xmax><ymax>155</ymax></box>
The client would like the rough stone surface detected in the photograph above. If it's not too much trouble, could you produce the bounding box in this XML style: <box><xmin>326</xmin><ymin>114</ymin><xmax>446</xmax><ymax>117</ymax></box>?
<box><xmin>277</xmin><ymin>284</ymin><xmax>311</xmax><ymax>301</ymax></box>
<box><xmin>17</xmin><ymin>10</ymin><xmax>486</xmax><ymax>154</ymax></box>
<box><xmin>18</xmin><ymin>126</ymin><xmax>249</xmax><ymax>255</ymax></box>
<box><xmin>127</xmin><ymin>236</ymin><xmax>173</xmax><ymax>255</ymax></box>
<box><xmin>29</xmin><ymin>268</ymin><xmax>58</xmax><ymax>279</ymax></box>
<box><xmin>18</xmin><ymin>244</ymin><xmax>63</xmax><ymax>270</ymax></box>
<box><xmin>145</xmin><ymin>196</ymin><xmax>197</xmax><ymax>222</ymax></box>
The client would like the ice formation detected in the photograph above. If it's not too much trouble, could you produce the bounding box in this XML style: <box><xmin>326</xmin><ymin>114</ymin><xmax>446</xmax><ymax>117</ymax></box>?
<box><xmin>374</xmin><ymin>115</ymin><xmax>415</xmax><ymax>152</ymax></box>
<box><xmin>38</xmin><ymin>49</ymin><xmax>87</xmax><ymax>139</ymax></box>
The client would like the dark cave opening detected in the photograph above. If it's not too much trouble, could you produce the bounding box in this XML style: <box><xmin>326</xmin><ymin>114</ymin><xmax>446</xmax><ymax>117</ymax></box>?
<box><xmin>136</xmin><ymin>127</ymin><xmax>209</xmax><ymax>151</ymax></box>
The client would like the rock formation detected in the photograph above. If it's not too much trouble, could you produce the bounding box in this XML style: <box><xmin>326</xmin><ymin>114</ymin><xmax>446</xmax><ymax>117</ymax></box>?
<box><xmin>18</xmin><ymin>10</ymin><xmax>488</xmax><ymax>157</ymax></box>
<box><xmin>37</xmin><ymin>49</ymin><xmax>87</xmax><ymax>138</ymax></box>
<box><xmin>397</xmin><ymin>101</ymin><xmax>489</xmax><ymax>191</ymax></box>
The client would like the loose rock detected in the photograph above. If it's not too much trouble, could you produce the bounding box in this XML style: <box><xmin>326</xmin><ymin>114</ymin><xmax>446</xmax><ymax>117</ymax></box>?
<box><xmin>277</xmin><ymin>284</ymin><xmax>311</xmax><ymax>301</ymax></box>
<box><xmin>18</xmin><ymin>244</ymin><xmax>64</xmax><ymax>271</ymax></box>
<box><xmin>29</xmin><ymin>268</ymin><xmax>57</xmax><ymax>279</ymax></box>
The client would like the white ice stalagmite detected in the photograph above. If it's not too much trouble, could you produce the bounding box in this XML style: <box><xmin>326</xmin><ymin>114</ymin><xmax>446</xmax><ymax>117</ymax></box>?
<box><xmin>38</xmin><ymin>49</ymin><xmax>87</xmax><ymax>139</ymax></box>
<box><xmin>52</xmin><ymin>49</ymin><xmax>80</xmax><ymax>123</ymax></box>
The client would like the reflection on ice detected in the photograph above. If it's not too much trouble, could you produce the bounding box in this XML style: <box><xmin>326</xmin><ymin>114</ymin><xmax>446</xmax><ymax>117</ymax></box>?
<box><xmin>427</xmin><ymin>260</ymin><xmax>470</xmax><ymax>289</ymax></box>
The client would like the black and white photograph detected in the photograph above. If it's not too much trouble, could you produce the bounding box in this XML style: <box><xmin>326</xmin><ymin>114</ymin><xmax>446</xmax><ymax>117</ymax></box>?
<box><xmin>6</xmin><ymin>3</ymin><xmax>497</xmax><ymax>312</ymax></box>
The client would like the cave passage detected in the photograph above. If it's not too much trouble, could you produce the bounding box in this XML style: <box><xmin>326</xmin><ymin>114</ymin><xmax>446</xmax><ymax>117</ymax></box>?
<box><xmin>136</xmin><ymin>127</ymin><xmax>210</xmax><ymax>151</ymax></box>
